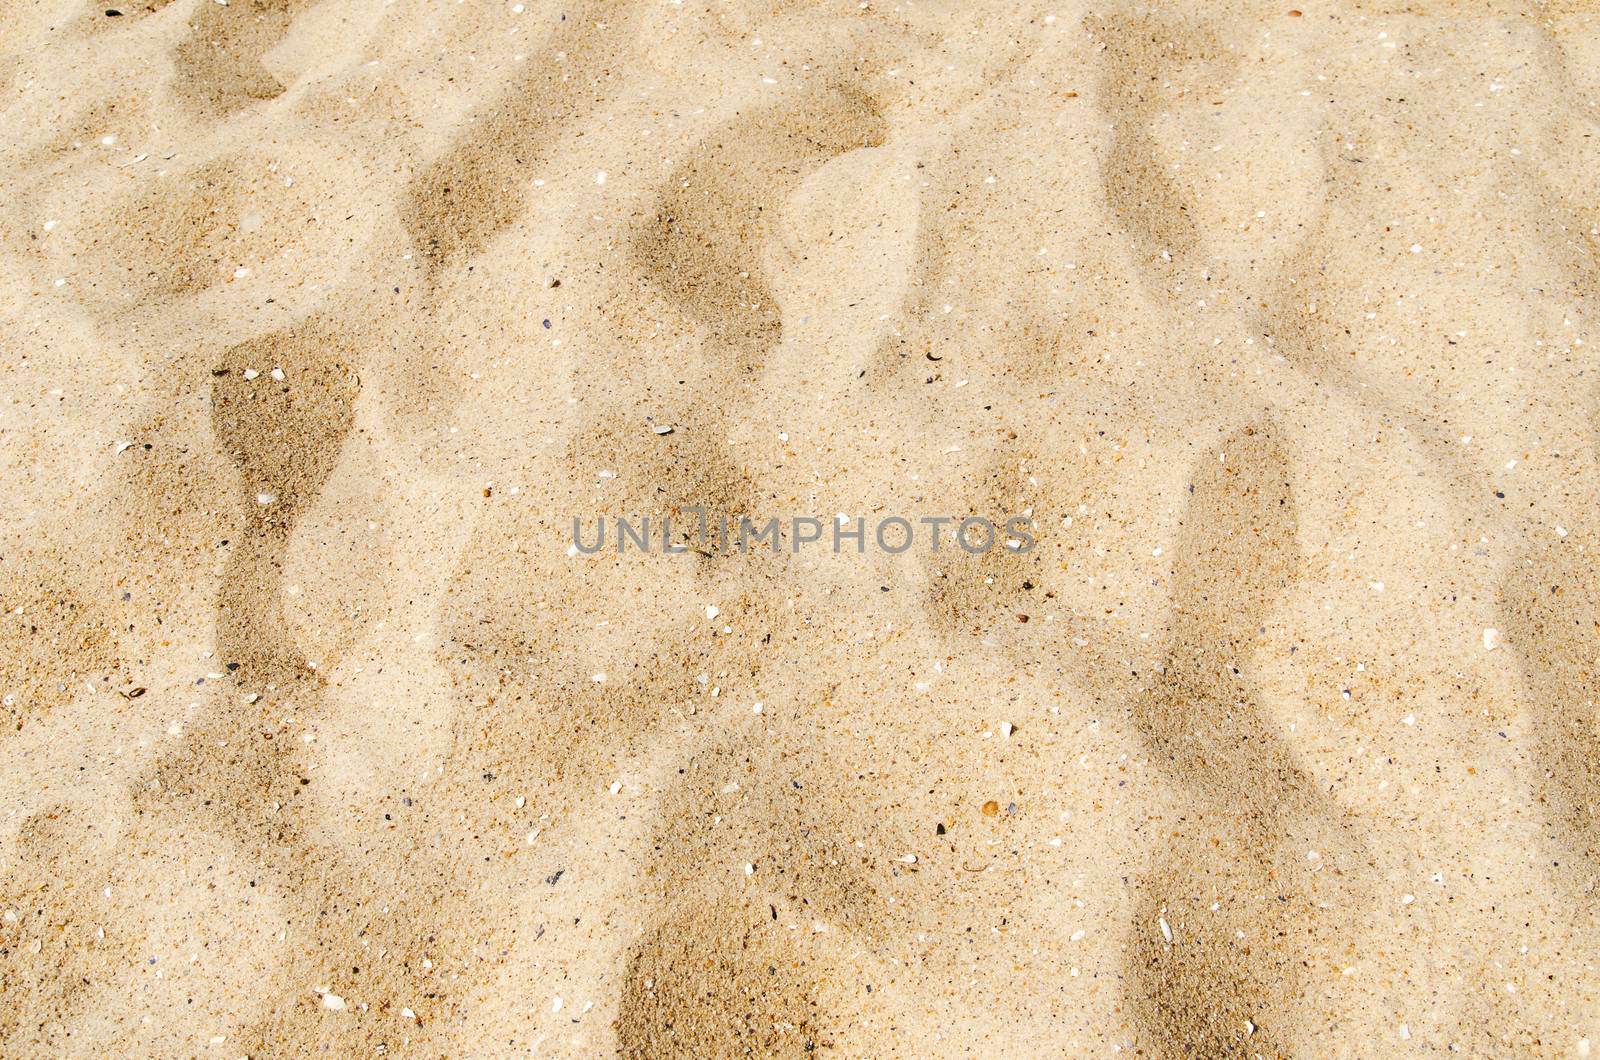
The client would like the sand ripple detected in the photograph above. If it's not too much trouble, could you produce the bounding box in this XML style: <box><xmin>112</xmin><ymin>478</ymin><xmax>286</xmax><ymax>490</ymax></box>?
<box><xmin>2</xmin><ymin>1</ymin><xmax>1599</xmax><ymax>1055</ymax></box>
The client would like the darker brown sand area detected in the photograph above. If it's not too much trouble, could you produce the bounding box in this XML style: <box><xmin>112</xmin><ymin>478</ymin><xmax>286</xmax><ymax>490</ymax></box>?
<box><xmin>2</xmin><ymin>0</ymin><xmax>1600</xmax><ymax>1055</ymax></box>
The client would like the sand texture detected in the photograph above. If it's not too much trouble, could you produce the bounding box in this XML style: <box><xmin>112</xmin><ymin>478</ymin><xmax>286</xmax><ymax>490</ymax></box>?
<box><xmin>4</xmin><ymin>0</ymin><xmax>1600</xmax><ymax>1055</ymax></box>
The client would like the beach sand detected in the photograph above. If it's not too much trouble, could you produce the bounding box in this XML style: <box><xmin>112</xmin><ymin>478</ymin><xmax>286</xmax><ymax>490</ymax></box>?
<box><xmin>3</xmin><ymin>0</ymin><xmax>1600</xmax><ymax>1054</ymax></box>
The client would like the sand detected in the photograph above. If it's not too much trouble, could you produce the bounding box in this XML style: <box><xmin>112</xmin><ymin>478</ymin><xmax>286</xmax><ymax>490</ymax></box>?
<box><xmin>2</xmin><ymin>0</ymin><xmax>1600</xmax><ymax>1055</ymax></box>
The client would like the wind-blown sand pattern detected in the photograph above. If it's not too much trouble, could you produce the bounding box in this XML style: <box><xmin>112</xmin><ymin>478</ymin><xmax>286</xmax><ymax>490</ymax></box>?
<box><xmin>3</xmin><ymin>0</ymin><xmax>1600</xmax><ymax>1055</ymax></box>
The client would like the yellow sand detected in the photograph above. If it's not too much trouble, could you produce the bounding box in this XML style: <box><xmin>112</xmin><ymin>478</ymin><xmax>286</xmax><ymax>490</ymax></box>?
<box><xmin>3</xmin><ymin>0</ymin><xmax>1600</xmax><ymax>1055</ymax></box>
